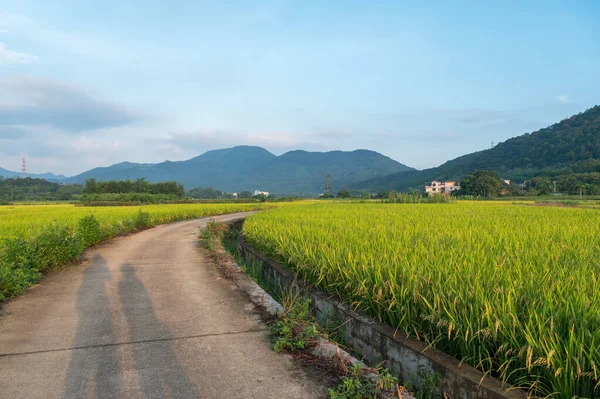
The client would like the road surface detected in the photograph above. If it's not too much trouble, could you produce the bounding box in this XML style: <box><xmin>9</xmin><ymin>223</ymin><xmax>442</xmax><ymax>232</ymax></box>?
<box><xmin>0</xmin><ymin>212</ymin><xmax>329</xmax><ymax>398</ymax></box>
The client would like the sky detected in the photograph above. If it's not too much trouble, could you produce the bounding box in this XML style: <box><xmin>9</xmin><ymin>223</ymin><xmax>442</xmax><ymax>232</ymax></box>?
<box><xmin>0</xmin><ymin>0</ymin><xmax>598</xmax><ymax>176</ymax></box>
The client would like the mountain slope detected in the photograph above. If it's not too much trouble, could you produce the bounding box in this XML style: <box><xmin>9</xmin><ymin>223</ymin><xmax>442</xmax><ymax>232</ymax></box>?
<box><xmin>0</xmin><ymin>167</ymin><xmax>67</xmax><ymax>182</ymax></box>
<box><xmin>67</xmin><ymin>146</ymin><xmax>413</xmax><ymax>194</ymax></box>
<box><xmin>350</xmin><ymin>105</ymin><xmax>600</xmax><ymax>192</ymax></box>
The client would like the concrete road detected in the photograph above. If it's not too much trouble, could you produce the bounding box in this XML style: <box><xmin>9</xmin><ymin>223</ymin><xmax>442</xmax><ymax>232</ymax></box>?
<box><xmin>0</xmin><ymin>212</ymin><xmax>329</xmax><ymax>399</ymax></box>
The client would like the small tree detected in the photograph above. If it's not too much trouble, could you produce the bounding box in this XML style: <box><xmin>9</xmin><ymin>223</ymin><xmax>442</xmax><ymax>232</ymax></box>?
<box><xmin>336</xmin><ymin>189</ymin><xmax>351</xmax><ymax>198</ymax></box>
<box><xmin>459</xmin><ymin>170</ymin><xmax>503</xmax><ymax>197</ymax></box>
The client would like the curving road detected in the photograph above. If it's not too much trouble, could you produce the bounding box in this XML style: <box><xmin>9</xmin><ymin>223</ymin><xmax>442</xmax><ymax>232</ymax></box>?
<box><xmin>0</xmin><ymin>212</ymin><xmax>328</xmax><ymax>398</ymax></box>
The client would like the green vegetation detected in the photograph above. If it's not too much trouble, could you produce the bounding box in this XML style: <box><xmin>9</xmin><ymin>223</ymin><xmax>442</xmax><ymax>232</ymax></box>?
<box><xmin>0</xmin><ymin>203</ymin><xmax>269</xmax><ymax>300</ymax></box>
<box><xmin>350</xmin><ymin>105</ymin><xmax>600</xmax><ymax>193</ymax></box>
<box><xmin>80</xmin><ymin>193</ymin><xmax>185</xmax><ymax>204</ymax></box>
<box><xmin>458</xmin><ymin>170</ymin><xmax>506</xmax><ymax>197</ymax></box>
<box><xmin>385</xmin><ymin>191</ymin><xmax>453</xmax><ymax>203</ymax></box>
<box><xmin>83</xmin><ymin>178</ymin><xmax>184</xmax><ymax>195</ymax></box>
<box><xmin>187</xmin><ymin>186</ymin><xmax>234</xmax><ymax>199</ymax></box>
<box><xmin>243</xmin><ymin>202</ymin><xmax>600</xmax><ymax>397</ymax></box>
<box><xmin>80</xmin><ymin>178</ymin><xmax>185</xmax><ymax>204</ymax></box>
<box><xmin>328</xmin><ymin>364</ymin><xmax>399</xmax><ymax>399</ymax></box>
<box><xmin>271</xmin><ymin>297</ymin><xmax>319</xmax><ymax>353</ymax></box>
<box><xmin>0</xmin><ymin>177</ymin><xmax>83</xmax><ymax>202</ymax></box>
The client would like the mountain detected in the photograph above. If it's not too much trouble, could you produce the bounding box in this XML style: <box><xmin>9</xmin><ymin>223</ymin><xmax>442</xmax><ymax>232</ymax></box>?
<box><xmin>67</xmin><ymin>146</ymin><xmax>414</xmax><ymax>195</ymax></box>
<box><xmin>350</xmin><ymin>105</ymin><xmax>600</xmax><ymax>192</ymax></box>
<box><xmin>0</xmin><ymin>167</ymin><xmax>67</xmax><ymax>182</ymax></box>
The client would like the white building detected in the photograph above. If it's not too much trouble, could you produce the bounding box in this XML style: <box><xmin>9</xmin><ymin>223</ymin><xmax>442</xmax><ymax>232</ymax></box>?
<box><xmin>425</xmin><ymin>181</ymin><xmax>460</xmax><ymax>195</ymax></box>
<box><xmin>254</xmin><ymin>190</ymin><xmax>270</xmax><ymax>197</ymax></box>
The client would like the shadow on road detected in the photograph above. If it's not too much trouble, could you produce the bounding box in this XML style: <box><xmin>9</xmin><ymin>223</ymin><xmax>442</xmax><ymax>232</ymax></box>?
<box><xmin>64</xmin><ymin>255</ymin><xmax>121</xmax><ymax>398</ymax></box>
<box><xmin>119</xmin><ymin>263</ymin><xmax>196</xmax><ymax>398</ymax></box>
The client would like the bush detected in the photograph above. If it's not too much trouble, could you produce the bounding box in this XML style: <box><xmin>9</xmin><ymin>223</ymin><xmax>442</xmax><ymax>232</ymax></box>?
<box><xmin>134</xmin><ymin>209</ymin><xmax>151</xmax><ymax>229</ymax></box>
<box><xmin>0</xmin><ymin>237</ymin><xmax>36</xmax><ymax>269</ymax></box>
<box><xmin>77</xmin><ymin>215</ymin><xmax>102</xmax><ymax>247</ymax></box>
<box><xmin>0</xmin><ymin>263</ymin><xmax>42</xmax><ymax>300</ymax></box>
<box><xmin>121</xmin><ymin>218</ymin><xmax>136</xmax><ymax>233</ymax></box>
<box><xmin>32</xmin><ymin>225</ymin><xmax>82</xmax><ymax>271</ymax></box>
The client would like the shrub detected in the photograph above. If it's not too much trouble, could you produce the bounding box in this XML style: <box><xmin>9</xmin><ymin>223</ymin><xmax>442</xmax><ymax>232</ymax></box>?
<box><xmin>134</xmin><ymin>209</ymin><xmax>152</xmax><ymax>229</ymax></box>
<box><xmin>0</xmin><ymin>263</ymin><xmax>42</xmax><ymax>300</ymax></box>
<box><xmin>32</xmin><ymin>225</ymin><xmax>82</xmax><ymax>271</ymax></box>
<box><xmin>77</xmin><ymin>215</ymin><xmax>102</xmax><ymax>247</ymax></box>
<box><xmin>0</xmin><ymin>237</ymin><xmax>36</xmax><ymax>269</ymax></box>
<box><xmin>120</xmin><ymin>218</ymin><xmax>136</xmax><ymax>233</ymax></box>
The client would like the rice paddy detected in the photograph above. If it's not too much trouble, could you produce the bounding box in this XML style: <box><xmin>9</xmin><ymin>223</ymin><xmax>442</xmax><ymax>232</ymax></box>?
<box><xmin>0</xmin><ymin>203</ymin><xmax>269</xmax><ymax>299</ymax></box>
<box><xmin>0</xmin><ymin>203</ymin><xmax>269</xmax><ymax>240</ymax></box>
<box><xmin>243</xmin><ymin>201</ymin><xmax>600</xmax><ymax>397</ymax></box>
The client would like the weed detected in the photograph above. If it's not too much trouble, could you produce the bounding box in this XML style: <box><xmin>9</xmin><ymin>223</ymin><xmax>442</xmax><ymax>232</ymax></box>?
<box><xmin>271</xmin><ymin>295</ymin><xmax>319</xmax><ymax>353</ymax></box>
<box><xmin>328</xmin><ymin>364</ymin><xmax>399</xmax><ymax>399</ymax></box>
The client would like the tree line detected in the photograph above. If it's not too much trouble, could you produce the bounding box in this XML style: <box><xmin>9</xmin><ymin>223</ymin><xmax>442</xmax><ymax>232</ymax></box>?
<box><xmin>0</xmin><ymin>177</ymin><xmax>83</xmax><ymax>202</ymax></box>
<box><xmin>83</xmin><ymin>178</ymin><xmax>185</xmax><ymax>197</ymax></box>
<box><xmin>457</xmin><ymin>170</ymin><xmax>600</xmax><ymax>197</ymax></box>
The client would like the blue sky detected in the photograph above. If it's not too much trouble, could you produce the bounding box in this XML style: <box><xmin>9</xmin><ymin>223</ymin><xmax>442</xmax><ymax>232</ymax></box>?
<box><xmin>0</xmin><ymin>1</ymin><xmax>598</xmax><ymax>175</ymax></box>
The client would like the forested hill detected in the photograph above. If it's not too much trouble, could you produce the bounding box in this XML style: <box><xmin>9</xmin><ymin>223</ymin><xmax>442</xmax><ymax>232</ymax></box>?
<box><xmin>0</xmin><ymin>167</ymin><xmax>67</xmax><ymax>182</ymax></box>
<box><xmin>350</xmin><ymin>105</ymin><xmax>600</xmax><ymax>192</ymax></box>
<box><xmin>67</xmin><ymin>146</ymin><xmax>414</xmax><ymax>195</ymax></box>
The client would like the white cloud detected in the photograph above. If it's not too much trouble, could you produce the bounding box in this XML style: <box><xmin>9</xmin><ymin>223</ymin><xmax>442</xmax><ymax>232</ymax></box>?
<box><xmin>558</xmin><ymin>94</ymin><xmax>570</xmax><ymax>103</ymax></box>
<box><xmin>0</xmin><ymin>42</ymin><xmax>37</xmax><ymax>64</ymax></box>
<box><xmin>0</xmin><ymin>75</ymin><xmax>142</xmax><ymax>131</ymax></box>
<box><xmin>71</xmin><ymin>136</ymin><xmax>121</xmax><ymax>153</ymax></box>
<box><xmin>0</xmin><ymin>29</ymin><xmax>8</xmax><ymax>34</ymax></box>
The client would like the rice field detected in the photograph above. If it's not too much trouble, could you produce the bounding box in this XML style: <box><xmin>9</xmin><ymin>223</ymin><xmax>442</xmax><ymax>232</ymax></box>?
<box><xmin>0</xmin><ymin>203</ymin><xmax>270</xmax><ymax>240</ymax></box>
<box><xmin>0</xmin><ymin>203</ymin><xmax>270</xmax><ymax>299</ymax></box>
<box><xmin>243</xmin><ymin>202</ymin><xmax>600</xmax><ymax>398</ymax></box>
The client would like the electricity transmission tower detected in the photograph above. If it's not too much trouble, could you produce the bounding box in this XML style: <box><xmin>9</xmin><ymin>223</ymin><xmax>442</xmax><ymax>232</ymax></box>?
<box><xmin>324</xmin><ymin>174</ymin><xmax>332</xmax><ymax>197</ymax></box>
<box><xmin>21</xmin><ymin>158</ymin><xmax>27</xmax><ymax>178</ymax></box>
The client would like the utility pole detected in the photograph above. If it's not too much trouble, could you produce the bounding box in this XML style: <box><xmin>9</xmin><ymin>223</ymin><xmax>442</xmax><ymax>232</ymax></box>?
<box><xmin>553</xmin><ymin>181</ymin><xmax>557</xmax><ymax>193</ymax></box>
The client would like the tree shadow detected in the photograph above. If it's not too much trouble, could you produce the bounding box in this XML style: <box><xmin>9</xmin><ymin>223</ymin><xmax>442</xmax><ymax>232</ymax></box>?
<box><xmin>119</xmin><ymin>263</ymin><xmax>196</xmax><ymax>398</ymax></box>
<box><xmin>63</xmin><ymin>254</ymin><xmax>121</xmax><ymax>398</ymax></box>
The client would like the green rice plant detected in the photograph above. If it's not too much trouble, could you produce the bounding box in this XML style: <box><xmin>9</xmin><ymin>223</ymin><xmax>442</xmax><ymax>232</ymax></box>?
<box><xmin>243</xmin><ymin>202</ymin><xmax>600</xmax><ymax>398</ymax></box>
<box><xmin>385</xmin><ymin>191</ymin><xmax>454</xmax><ymax>204</ymax></box>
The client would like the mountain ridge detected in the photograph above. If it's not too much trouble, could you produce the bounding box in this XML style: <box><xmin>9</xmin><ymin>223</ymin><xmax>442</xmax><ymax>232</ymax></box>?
<box><xmin>64</xmin><ymin>146</ymin><xmax>414</xmax><ymax>194</ymax></box>
<box><xmin>349</xmin><ymin>105</ymin><xmax>600</xmax><ymax>192</ymax></box>
<box><xmin>0</xmin><ymin>167</ymin><xmax>67</xmax><ymax>182</ymax></box>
